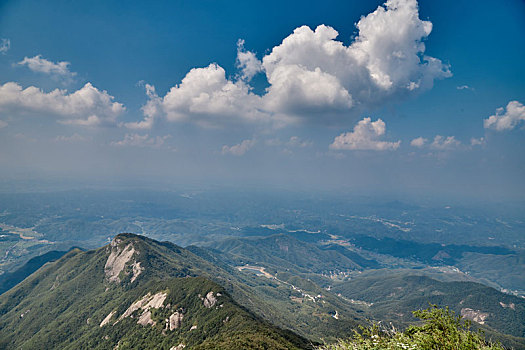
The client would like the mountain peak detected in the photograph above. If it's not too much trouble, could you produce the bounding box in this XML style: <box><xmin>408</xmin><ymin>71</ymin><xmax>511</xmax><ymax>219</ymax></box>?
<box><xmin>105</xmin><ymin>233</ymin><xmax>145</xmax><ymax>284</ymax></box>
<box><xmin>112</xmin><ymin>232</ymin><xmax>147</xmax><ymax>242</ymax></box>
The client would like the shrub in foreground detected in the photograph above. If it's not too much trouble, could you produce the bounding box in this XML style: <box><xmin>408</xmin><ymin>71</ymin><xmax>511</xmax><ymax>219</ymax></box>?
<box><xmin>319</xmin><ymin>305</ymin><xmax>504</xmax><ymax>350</ymax></box>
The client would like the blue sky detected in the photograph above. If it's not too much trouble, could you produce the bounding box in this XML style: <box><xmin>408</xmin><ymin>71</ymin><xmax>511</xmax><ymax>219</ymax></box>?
<box><xmin>0</xmin><ymin>0</ymin><xmax>524</xmax><ymax>198</ymax></box>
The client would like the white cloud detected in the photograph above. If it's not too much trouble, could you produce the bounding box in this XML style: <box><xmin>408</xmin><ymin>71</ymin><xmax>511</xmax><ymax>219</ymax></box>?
<box><xmin>0</xmin><ymin>120</ymin><xmax>7</xmax><ymax>129</ymax></box>
<box><xmin>262</xmin><ymin>63</ymin><xmax>353</xmax><ymax>122</ymax></box>
<box><xmin>14</xmin><ymin>133</ymin><xmax>36</xmax><ymax>142</ymax></box>
<box><xmin>456</xmin><ymin>85</ymin><xmax>474</xmax><ymax>91</ymax></box>
<box><xmin>125</xmin><ymin>84</ymin><xmax>158</xmax><ymax>129</ymax></box>
<box><xmin>54</xmin><ymin>133</ymin><xmax>90</xmax><ymax>142</ymax></box>
<box><xmin>470</xmin><ymin>137</ymin><xmax>485</xmax><ymax>146</ymax></box>
<box><xmin>410</xmin><ymin>134</ymin><xmax>463</xmax><ymax>151</ymax></box>
<box><xmin>483</xmin><ymin>100</ymin><xmax>525</xmax><ymax>131</ymax></box>
<box><xmin>111</xmin><ymin>133</ymin><xmax>171</xmax><ymax>148</ymax></box>
<box><xmin>236</xmin><ymin>40</ymin><xmax>263</xmax><ymax>81</ymax></box>
<box><xmin>330</xmin><ymin>117</ymin><xmax>401</xmax><ymax>151</ymax></box>
<box><xmin>410</xmin><ymin>136</ymin><xmax>427</xmax><ymax>147</ymax></box>
<box><xmin>287</xmin><ymin>136</ymin><xmax>312</xmax><ymax>148</ymax></box>
<box><xmin>140</xmin><ymin>64</ymin><xmax>267</xmax><ymax>128</ymax></box>
<box><xmin>260</xmin><ymin>0</ymin><xmax>449</xmax><ymax>122</ymax></box>
<box><xmin>263</xmin><ymin>136</ymin><xmax>312</xmax><ymax>150</ymax></box>
<box><xmin>0</xmin><ymin>39</ymin><xmax>10</xmax><ymax>54</ymax></box>
<box><xmin>17</xmin><ymin>55</ymin><xmax>76</xmax><ymax>82</ymax></box>
<box><xmin>0</xmin><ymin>82</ymin><xmax>125</xmax><ymax>126</ymax></box>
<box><xmin>134</xmin><ymin>0</ymin><xmax>450</xmax><ymax>129</ymax></box>
<box><xmin>221</xmin><ymin>139</ymin><xmax>256</xmax><ymax>156</ymax></box>
<box><xmin>429</xmin><ymin>135</ymin><xmax>461</xmax><ymax>150</ymax></box>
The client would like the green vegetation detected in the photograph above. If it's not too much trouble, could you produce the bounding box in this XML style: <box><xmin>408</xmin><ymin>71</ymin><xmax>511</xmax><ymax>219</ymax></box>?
<box><xmin>0</xmin><ymin>249</ymin><xmax>69</xmax><ymax>294</ymax></box>
<box><xmin>349</xmin><ymin>235</ymin><xmax>513</xmax><ymax>266</ymax></box>
<box><xmin>212</xmin><ymin>234</ymin><xmax>368</xmax><ymax>274</ymax></box>
<box><xmin>1</xmin><ymin>232</ymin><xmax>523</xmax><ymax>349</ymax></box>
<box><xmin>319</xmin><ymin>305</ymin><xmax>504</xmax><ymax>350</ymax></box>
<box><xmin>331</xmin><ymin>272</ymin><xmax>525</xmax><ymax>342</ymax></box>
<box><xmin>0</xmin><ymin>234</ymin><xmax>311</xmax><ymax>349</ymax></box>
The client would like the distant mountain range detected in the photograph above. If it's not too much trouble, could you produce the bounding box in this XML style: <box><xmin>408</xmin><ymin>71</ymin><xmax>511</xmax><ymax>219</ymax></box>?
<box><xmin>1</xmin><ymin>233</ymin><xmax>524</xmax><ymax>349</ymax></box>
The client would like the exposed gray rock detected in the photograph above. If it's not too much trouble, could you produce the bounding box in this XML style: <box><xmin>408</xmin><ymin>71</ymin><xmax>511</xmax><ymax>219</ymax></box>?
<box><xmin>461</xmin><ymin>308</ymin><xmax>489</xmax><ymax>325</ymax></box>
<box><xmin>203</xmin><ymin>291</ymin><xmax>217</xmax><ymax>308</ymax></box>
<box><xmin>104</xmin><ymin>238</ymin><xmax>143</xmax><ymax>283</ymax></box>
<box><xmin>166</xmin><ymin>311</ymin><xmax>184</xmax><ymax>330</ymax></box>
<box><xmin>100</xmin><ymin>310</ymin><xmax>116</xmax><ymax>327</ymax></box>
<box><xmin>116</xmin><ymin>291</ymin><xmax>168</xmax><ymax>326</ymax></box>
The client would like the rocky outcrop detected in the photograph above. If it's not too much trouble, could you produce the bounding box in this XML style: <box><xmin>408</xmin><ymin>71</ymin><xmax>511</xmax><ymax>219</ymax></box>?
<box><xmin>104</xmin><ymin>238</ymin><xmax>143</xmax><ymax>283</ymax></box>
<box><xmin>131</xmin><ymin>261</ymin><xmax>143</xmax><ymax>283</ymax></box>
<box><xmin>137</xmin><ymin>310</ymin><xmax>155</xmax><ymax>326</ymax></box>
<box><xmin>166</xmin><ymin>311</ymin><xmax>184</xmax><ymax>330</ymax></box>
<box><xmin>202</xmin><ymin>291</ymin><xmax>217</xmax><ymax>308</ymax></box>
<box><xmin>100</xmin><ymin>310</ymin><xmax>116</xmax><ymax>327</ymax></box>
<box><xmin>461</xmin><ymin>308</ymin><xmax>489</xmax><ymax>325</ymax></box>
<box><xmin>499</xmin><ymin>301</ymin><xmax>516</xmax><ymax>310</ymax></box>
<box><xmin>117</xmin><ymin>291</ymin><xmax>168</xmax><ymax>326</ymax></box>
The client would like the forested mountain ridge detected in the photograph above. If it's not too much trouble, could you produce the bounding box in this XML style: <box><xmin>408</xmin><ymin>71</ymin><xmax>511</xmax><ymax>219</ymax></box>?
<box><xmin>0</xmin><ymin>233</ymin><xmax>311</xmax><ymax>349</ymax></box>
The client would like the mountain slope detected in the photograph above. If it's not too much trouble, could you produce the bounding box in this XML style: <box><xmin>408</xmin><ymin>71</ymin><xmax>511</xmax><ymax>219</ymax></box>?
<box><xmin>332</xmin><ymin>271</ymin><xmax>525</xmax><ymax>348</ymax></box>
<box><xmin>211</xmin><ymin>234</ymin><xmax>375</xmax><ymax>273</ymax></box>
<box><xmin>0</xmin><ymin>248</ymin><xmax>71</xmax><ymax>295</ymax></box>
<box><xmin>0</xmin><ymin>233</ymin><xmax>311</xmax><ymax>349</ymax></box>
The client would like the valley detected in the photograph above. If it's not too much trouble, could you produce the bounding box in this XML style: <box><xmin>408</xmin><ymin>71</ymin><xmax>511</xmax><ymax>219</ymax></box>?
<box><xmin>0</xmin><ymin>189</ymin><xmax>524</xmax><ymax>349</ymax></box>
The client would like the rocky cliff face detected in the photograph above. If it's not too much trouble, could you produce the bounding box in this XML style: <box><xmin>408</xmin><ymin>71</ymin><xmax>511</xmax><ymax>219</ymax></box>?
<box><xmin>104</xmin><ymin>237</ymin><xmax>143</xmax><ymax>283</ymax></box>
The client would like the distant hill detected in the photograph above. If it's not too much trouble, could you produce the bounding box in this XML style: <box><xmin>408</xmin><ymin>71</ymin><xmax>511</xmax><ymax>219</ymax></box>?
<box><xmin>203</xmin><ymin>234</ymin><xmax>525</xmax><ymax>348</ymax></box>
<box><xmin>0</xmin><ymin>249</ymin><xmax>72</xmax><ymax>295</ymax></box>
<box><xmin>349</xmin><ymin>235</ymin><xmax>514</xmax><ymax>266</ymax></box>
<box><xmin>211</xmin><ymin>233</ymin><xmax>377</xmax><ymax>273</ymax></box>
<box><xmin>332</xmin><ymin>270</ymin><xmax>525</xmax><ymax>348</ymax></box>
<box><xmin>0</xmin><ymin>233</ymin><xmax>310</xmax><ymax>349</ymax></box>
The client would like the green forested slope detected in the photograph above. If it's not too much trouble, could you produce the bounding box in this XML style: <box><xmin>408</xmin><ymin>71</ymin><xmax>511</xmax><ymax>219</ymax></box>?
<box><xmin>332</xmin><ymin>272</ymin><xmax>525</xmax><ymax>348</ymax></box>
<box><xmin>0</xmin><ymin>233</ymin><xmax>310</xmax><ymax>349</ymax></box>
<box><xmin>211</xmin><ymin>234</ymin><xmax>374</xmax><ymax>273</ymax></box>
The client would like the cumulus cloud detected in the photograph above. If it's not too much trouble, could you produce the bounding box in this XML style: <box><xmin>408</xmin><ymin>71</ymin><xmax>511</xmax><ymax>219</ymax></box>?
<box><xmin>236</xmin><ymin>40</ymin><xmax>263</xmax><ymax>81</ymax></box>
<box><xmin>139</xmin><ymin>64</ymin><xmax>267</xmax><ymax>128</ymax></box>
<box><xmin>410</xmin><ymin>136</ymin><xmax>427</xmax><ymax>147</ymax></box>
<box><xmin>262</xmin><ymin>63</ymin><xmax>353</xmax><ymax>121</ymax></box>
<box><xmin>0</xmin><ymin>39</ymin><xmax>10</xmax><ymax>54</ymax></box>
<box><xmin>221</xmin><ymin>139</ymin><xmax>256</xmax><ymax>156</ymax></box>
<box><xmin>125</xmin><ymin>84</ymin><xmax>158</xmax><ymax>129</ymax></box>
<box><xmin>17</xmin><ymin>55</ymin><xmax>76</xmax><ymax>82</ymax></box>
<box><xmin>134</xmin><ymin>0</ymin><xmax>450</xmax><ymax>129</ymax></box>
<box><xmin>0</xmin><ymin>120</ymin><xmax>7</xmax><ymax>128</ymax></box>
<box><xmin>0</xmin><ymin>82</ymin><xmax>125</xmax><ymax>126</ymax></box>
<box><xmin>111</xmin><ymin>133</ymin><xmax>171</xmax><ymax>148</ymax></box>
<box><xmin>483</xmin><ymin>101</ymin><xmax>525</xmax><ymax>131</ymax></box>
<box><xmin>410</xmin><ymin>135</ymin><xmax>463</xmax><ymax>150</ymax></box>
<box><xmin>470</xmin><ymin>137</ymin><xmax>485</xmax><ymax>146</ymax></box>
<box><xmin>330</xmin><ymin>117</ymin><xmax>400</xmax><ymax>151</ymax></box>
<box><xmin>429</xmin><ymin>135</ymin><xmax>461</xmax><ymax>150</ymax></box>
